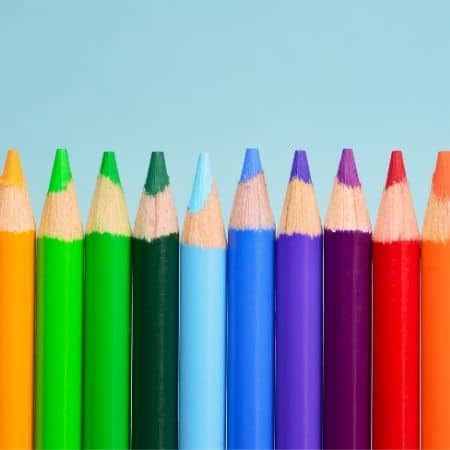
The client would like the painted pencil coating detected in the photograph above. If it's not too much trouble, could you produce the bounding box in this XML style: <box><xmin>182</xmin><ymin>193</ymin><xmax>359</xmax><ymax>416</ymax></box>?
<box><xmin>36</xmin><ymin>239</ymin><xmax>83</xmax><ymax>447</ymax></box>
<box><xmin>0</xmin><ymin>150</ymin><xmax>34</xmax><ymax>449</ymax></box>
<box><xmin>83</xmin><ymin>152</ymin><xmax>131</xmax><ymax>450</ymax></box>
<box><xmin>180</xmin><ymin>246</ymin><xmax>226</xmax><ymax>449</ymax></box>
<box><xmin>324</xmin><ymin>149</ymin><xmax>372</xmax><ymax>450</ymax></box>
<box><xmin>36</xmin><ymin>149</ymin><xmax>84</xmax><ymax>449</ymax></box>
<box><xmin>276</xmin><ymin>150</ymin><xmax>322</xmax><ymax>450</ymax></box>
<box><xmin>227</xmin><ymin>148</ymin><xmax>275</xmax><ymax>450</ymax></box>
<box><xmin>132</xmin><ymin>152</ymin><xmax>179</xmax><ymax>450</ymax></box>
<box><xmin>422</xmin><ymin>151</ymin><xmax>450</xmax><ymax>449</ymax></box>
<box><xmin>180</xmin><ymin>153</ymin><xmax>226</xmax><ymax>450</ymax></box>
<box><xmin>373</xmin><ymin>151</ymin><xmax>419</xmax><ymax>449</ymax></box>
<box><xmin>324</xmin><ymin>230</ymin><xmax>371</xmax><ymax>448</ymax></box>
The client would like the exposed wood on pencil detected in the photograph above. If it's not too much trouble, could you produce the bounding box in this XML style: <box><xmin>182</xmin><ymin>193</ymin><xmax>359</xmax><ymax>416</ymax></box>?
<box><xmin>278</xmin><ymin>178</ymin><xmax>321</xmax><ymax>236</ymax></box>
<box><xmin>38</xmin><ymin>181</ymin><xmax>83</xmax><ymax>240</ymax></box>
<box><xmin>0</xmin><ymin>150</ymin><xmax>34</xmax><ymax>232</ymax></box>
<box><xmin>182</xmin><ymin>183</ymin><xmax>226</xmax><ymax>248</ymax></box>
<box><xmin>374</xmin><ymin>150</ymin><xmax>419</xmax><ymax>243</ymax></box>
<box><xmin>134</xmin><ymin>187</ymin><xmax>178</xmax><ymax>240</ymax></box>
<box><xmin>229</xmin><ymin>148</ymin><xmax>274</xmax><ymax>230</ymax></box>
<box><xmin>423</xmin><ymin>151</ymin><xmax>450</xmax><ymax>242</ymax></box>
<box><xmin>87</xmin><ymin>153</ymin><xmax>130</xmax><ymax>235</ymax></box>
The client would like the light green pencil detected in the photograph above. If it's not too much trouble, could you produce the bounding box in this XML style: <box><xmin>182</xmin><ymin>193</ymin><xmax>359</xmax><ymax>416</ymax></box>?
<box><xmin>35</xmin><ymin>148</ymin><xmax>84</xmax><ymax>449</ymax></box>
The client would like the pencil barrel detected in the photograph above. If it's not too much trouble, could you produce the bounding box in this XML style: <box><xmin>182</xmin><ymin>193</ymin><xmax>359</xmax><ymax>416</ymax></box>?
<box><xmin>132</xmin><ymin>234</ymin><xmax>179</xmax><ymax>450</ymax></box>
<box><xmin>35</xmin><ymin>237</ymin><xmax>83</xmax><ymax>449</ymax></box>
<box><xmin>422</xmin><ymin>241</ymin><xmax>450</xmax><ymax>448</ymax></box>
<box><xmin>276</xmin><ymin>234</ymin><xmax>322</xmax><ymax>450</ymax></box>
<box><xmin>179</xmin><ymin>244</ymin><xmax>226</xmax><ymax>449</ymax></box>
<box><xmin>83</xmin><ymin>232</ymin><xmax>131</xmax><ymax>450</ymax></box>
<box><xmin>324</xmin><ymin>230</ymin><xmax>371</xmax><ymax>450</ymax></box>
<box><xmin>0</xmin><ymin>231</ymin><xmax>35</xmax><ymax>449</ymax></box>
<box><xmin>373</xmin><ymin>241</ymin><xmax>419</xmax><ymax>448</ymax></box>
<box><xmin>227</xmin><ymin>229</ymin><xmax>275</xmax><ymax>449</ymax></box>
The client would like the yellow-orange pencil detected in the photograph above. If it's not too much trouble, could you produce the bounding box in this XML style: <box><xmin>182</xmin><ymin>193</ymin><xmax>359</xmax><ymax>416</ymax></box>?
<box><xmin>0</xmin><ymin>150</ymin><xmax>35</xmax><ymax>449</ymax></box>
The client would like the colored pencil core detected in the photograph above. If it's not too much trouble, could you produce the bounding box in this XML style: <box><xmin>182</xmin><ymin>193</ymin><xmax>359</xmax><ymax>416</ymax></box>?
<box><xmin>337</xmin><ymin>148</ymin><xmax>361</xmax><ymax>187</ymax></box>
<box><xmin>48</xmin><ymin>148</ymin><xmax>73</xmax><ymax>193</ymax></box>
<box><xmin>290</xmin><ymin>150</ymin><xmax>311</xmax><ymax>183</ymax></box>
<box><xmin>100</xmin><ymin>151</ymin><xmax>121</xmax><ymax>185</ymax></box>
<box><xmin>144</xmin><ymin>152</ymin><xmax>170</xmax><ymax>196</ymax></box>
<box><xmin>240</xmin><ymin>148</ymin><xmax>262</xmax><ymax>182</ymax></box>
<box><xmin>433</xmin><ymin>151</ymin><xmax>450</xmax><ymax>198</ymax></box>
<box><xmin>188</xmin><ymin>153</ymin><xmax>212</xmax><ymax>213</ymax></box>
<box><xmin>1</xmin><ymin>149</ymin><xmax>26</xmax><ymax>187</ymax></box>
<box><xmin>385</xmin><ymin>150</ymin><xmax>406</xmax><ymax>188</ymax></box>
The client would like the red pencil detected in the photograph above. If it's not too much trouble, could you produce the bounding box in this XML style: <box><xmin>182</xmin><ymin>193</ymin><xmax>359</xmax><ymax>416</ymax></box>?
<box><xmin>373</xmin><ymin>150</ymin><xmax>420</xmax><ymax>449</ymax></box>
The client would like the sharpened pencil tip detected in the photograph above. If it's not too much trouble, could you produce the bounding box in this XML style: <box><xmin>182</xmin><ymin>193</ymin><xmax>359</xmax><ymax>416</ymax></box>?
<box><xmin>0</xmin><ymin>149</ymin><xmax>26</xmax><ymax>187</ymax></box>
<box><xmin>144</xmin><ymin>152</ymin><xmax>170</xmax><ymax>196</ymax></box>
<box><xmin>100</xmin><ymin>151</ymin><xmax>121</xmax><ymax>185</ymax></box>
<box><xmin>48</xmin><ymin>148</ymin><xmax>73</xmax><ymax>193</ymax></box>
<box><xmin>385</xmin><ymin>150</ymin><xmax>406</xmax><ymax>188</ymax></box>
<box><xmin>240</xmin><ymin>148</ymin><xmax>262</xmax><ymax>182</ymax></box>
<box><xmin>290</xmin><ymin>150</ymin><xmax>311</xmax><ymax>183</ymax></box>
<box><xmin>336</xmin><ymin>148</ymin><xmax>361</xmax><ymax>187</ymax></box>
<box><xmin>433</xmin><ymin>150</ymin><xmax>450</xmax><ymax>198</ymax></box>
<box><xmin>188</xmin><ymin>152</ymin><xmax>212</xmax><ymax>213</ymax></box>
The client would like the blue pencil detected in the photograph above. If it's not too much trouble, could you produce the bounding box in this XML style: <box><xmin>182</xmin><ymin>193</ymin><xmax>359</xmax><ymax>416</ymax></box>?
<box><xmin>227</xmin><ymin>148</ymin><xmax>275</xmax><ymax>449</ymax></box>
<box><xmin>179</xmin><ymin>153</ymin><xmax>227</xmax><ymax>450</ymax></box>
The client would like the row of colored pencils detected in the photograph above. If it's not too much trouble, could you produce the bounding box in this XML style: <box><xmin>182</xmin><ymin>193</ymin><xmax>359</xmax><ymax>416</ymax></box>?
<box><xmin>0</xmin><ymin>146</ymin><xmax>447</xmax><ymax>450</ymax></box>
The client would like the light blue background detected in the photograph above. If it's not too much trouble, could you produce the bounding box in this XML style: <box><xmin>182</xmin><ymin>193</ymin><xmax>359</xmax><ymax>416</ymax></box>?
<box><xmin>1</xmin><ymin>1</ymin><xmax>448</xmax><ymax>227</ymax></box>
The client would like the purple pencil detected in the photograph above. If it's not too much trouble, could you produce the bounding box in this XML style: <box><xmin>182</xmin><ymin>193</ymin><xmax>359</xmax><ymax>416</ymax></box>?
<box><xmin>323</xmin><ymin>148</ymin><xmax>372</xmax><ymax>449</ymax></box>
<box><xmin>276</xmin><ymin>150</ymin><xmax>323</xmax><ymax>450</ymax></box>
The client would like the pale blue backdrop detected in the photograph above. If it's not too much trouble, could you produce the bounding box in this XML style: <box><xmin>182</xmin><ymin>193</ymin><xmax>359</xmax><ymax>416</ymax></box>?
<box><xmin>1</xmin><ymin>1</ymin><xmax>449</xmax><ymax>227</ymax></box>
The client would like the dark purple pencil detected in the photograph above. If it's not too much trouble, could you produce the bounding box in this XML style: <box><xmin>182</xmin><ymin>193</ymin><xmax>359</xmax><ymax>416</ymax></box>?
<box><xmin>323</xmin><ymin>149</ymin><xmax>372</xmax><ymax>449</ymax></box>
<box><xmin>276</xmin><ymin>150</ymin><xmax>323</xmax><ymax>450</ymax></box>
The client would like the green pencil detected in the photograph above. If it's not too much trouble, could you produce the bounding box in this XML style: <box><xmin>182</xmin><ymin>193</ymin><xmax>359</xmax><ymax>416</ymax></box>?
<box><xmin>132</xmin><ymin>152</ymin><xmax>179</xmax><ymax>449</ymax></box>
<box><xmin>83</xmin><ymin>151</ymin><xmax>131</xmax><ymax>450</ymax></box>
<box><xmin>35</xmin><ymin>148</ymin><xmax>84</xmax><ymax>449</ymax></box>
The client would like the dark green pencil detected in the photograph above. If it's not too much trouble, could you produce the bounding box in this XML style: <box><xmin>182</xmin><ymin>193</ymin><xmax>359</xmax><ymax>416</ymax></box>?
<box><xmin>132</xmin><ymin>152</ymin><xmax>179</xmax><ymax>449</ymax></box>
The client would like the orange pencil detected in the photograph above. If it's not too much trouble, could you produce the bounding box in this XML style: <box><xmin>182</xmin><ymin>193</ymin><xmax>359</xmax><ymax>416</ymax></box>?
<box><xmin>422</xmin><ymin>151</ymin><xmax>450</xmax><ymax>449</ymax></box>
<box><xmin>0</xmin><ymin>150</ymin><xmax>35</xmax><ymax>449</ymax></box>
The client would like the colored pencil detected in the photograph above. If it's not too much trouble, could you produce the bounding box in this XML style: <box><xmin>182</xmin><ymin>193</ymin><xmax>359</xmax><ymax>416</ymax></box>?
<box><xmin>373</xmin><ymin>150</ymin><xmax>419</xmax><ymax>449</ymax></box>
<box><xmin>0</xmin><ymin>150</ymin><xmax>34</xmax><ymax>449</ymax></box>
<box><xmin>227</xmin><ymin>148</ymin><xmax>275</xmax><ymax>449</ymax></box>
<box><xmin>35</xmin><ymin>148</ymin><xmax>84</xmax><ymax>449</ymax></box>
<box><xmin>132</xmin><ymin>152</ymin><xmax>179</xmax><ymax>450</ymax></box>
<box><xmin>276</xmin><ymin>150</ymin><xmax>322</xmax><ymax>450</ymax></box>
<box><xmin>83</xmin><ymin>152</ymin><xmax>131</xmax><ymax>450</ymax></box>
<box><xmin>422</xmin><ymin>151</ymin><xmax>450</xmax><ymax>448</ymax></box>
<box><xmin>179</xmin><ymin>153</ymin><xmax>226</xmax><ymax>449</ymax></box>
<box><xmin>323</xmin><ymin>148</ymin><xmax>372</xmax><ymax>450</ymax></box>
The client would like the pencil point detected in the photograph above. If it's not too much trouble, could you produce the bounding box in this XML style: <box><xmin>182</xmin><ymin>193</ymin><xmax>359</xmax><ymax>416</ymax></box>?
<box><xmin>290</xmin><ymin>150</ymin><xmax>311</xmax><ymax>183</ymax></box>
<box><xmin>240</xmin><ymin>148</ymin><xmax>262</xmax><ymax>182</ymax></box>
<box><xmin>337</xmin><ymin>148</ymin><xmax>361</xmax><ymax>187</ymax></box>
<box><xmin>188</xmin><ymin>153</ymin><xmax>212</xmax><ymax>213</ymax></box>
<box><xmin>1</xmin><ymin>149</ymin><xmax>26</xmax><ymax>187</ymax></box>
<box><xmin>433</xmin><ymin>150</ymin><xmax>450</xmax><ymax>198</ymax></box>
<box><xmin>48</xmin><ymin>148</ymin><xmax>73</xmax><ymax>193</ymax></box>
<box><xmin>144</xmin><ymin>152</ymin><xmax>169</xmax><ymax>196</ymax></box>
<box><xmin>100</xmin><ymin>151</ymin><xmax>121</xmax><ymax>185</ymax></box>
<box><xmin>385</xmin><ymin>150</ymin><xmax>406</xmax><ymax>188</ymax></box>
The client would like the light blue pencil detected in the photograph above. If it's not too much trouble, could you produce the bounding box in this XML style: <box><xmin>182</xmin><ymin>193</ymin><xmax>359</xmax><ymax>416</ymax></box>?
<box><xmin>179</xmin><ymin>153</ymin><xmax>227</xmax><ymax>450</ymax></box>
